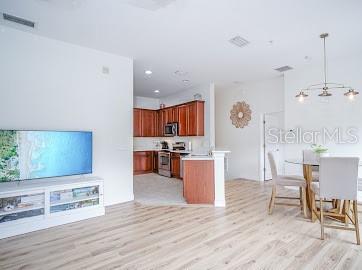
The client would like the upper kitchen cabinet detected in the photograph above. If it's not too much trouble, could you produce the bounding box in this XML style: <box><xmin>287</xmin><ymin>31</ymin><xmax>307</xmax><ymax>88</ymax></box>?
<box><xmin>160</xmin><ymin>107</ymin><xmax>178</xmax><ymax>124</ymax></box>
<box><xmin>133</xmin><ymin>108</ymin><xmax>142</xmax><ymax>137</ymax></box>
<box><xmin>134</xmin><ymin>108</ymin><xmax>158</xmax><ymax>137</ymax></box>
<box><xmin>178</xmin><ymin>101</ymin><xmax>205</xmax><ymax>136</ymax></box>
<box><xmin>141</xmin><ymin>109</ymin><xmax>158</xmax><ymax>137</ymax></box>
<box><xmin>177</xmin><ymin>105</ymin><xmax>188</xmax><ymax>136</ymax></box>
<box><xmin>134</xmin><ymin>100</ymin><xmax>204</xmax><ymax>137</ymax></box>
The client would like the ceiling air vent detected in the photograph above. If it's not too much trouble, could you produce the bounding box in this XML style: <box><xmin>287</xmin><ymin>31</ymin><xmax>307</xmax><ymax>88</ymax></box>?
<box><xmin>2</xmin><ymin>13</ymin><xmax>35</xmax><ymax>28</ymax></box>
<box><xmin>274</xmin><ymin>65</ymin><xmax>293</xmax><ymax>72</ymax></box>
<box><xmin>229</xmin><ymin>36</ymin><xmax>250</xmax><ymax>48</ymax></box>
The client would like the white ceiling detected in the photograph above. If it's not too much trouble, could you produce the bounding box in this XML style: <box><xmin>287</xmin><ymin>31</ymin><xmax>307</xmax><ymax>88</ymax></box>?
<box><xmin>1</xmin><ymin>0</ymin><xmax>362</xmax><ymax>97</ymax></box>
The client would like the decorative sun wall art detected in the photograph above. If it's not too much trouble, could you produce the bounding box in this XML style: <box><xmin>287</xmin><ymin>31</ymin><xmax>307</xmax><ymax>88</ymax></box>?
<box><xmin>230</xmin><ymin>101</ymin><xmax>252</xmax><ymax>128</ymax></box>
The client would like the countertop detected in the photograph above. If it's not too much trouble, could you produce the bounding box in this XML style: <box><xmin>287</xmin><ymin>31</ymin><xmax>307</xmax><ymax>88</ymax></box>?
<box><xmin>182</xmin><ymin>150</ymin><xmax>231</xmax><ymax>161</ymax></box>
<box><xmin>182</xmin><ymin>155</ymin><xmax>214</xmax><ymax>161</ymax></box>
<box><xmin>133</xmin><ymin>149</ymin><xmax>192</xmax><ymax>154</ymax></box>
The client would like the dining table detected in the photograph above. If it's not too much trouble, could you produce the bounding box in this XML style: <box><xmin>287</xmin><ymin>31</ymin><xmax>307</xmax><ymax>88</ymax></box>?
<box><xmin>285</xmin><ymin>158</ymin><xmax>361</xmax><ymax>223</ymax></box>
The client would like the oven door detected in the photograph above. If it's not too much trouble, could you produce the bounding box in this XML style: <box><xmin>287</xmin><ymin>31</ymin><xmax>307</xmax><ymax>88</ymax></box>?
<box><xmin>159</xmin><ymin>152</ymin><xmax>170</xmax><ymax>170</ymax></box>
<box><xmin>158</xmin><ymin>152</ymin><xmax>171</xmax><ymax>177</ymax></box>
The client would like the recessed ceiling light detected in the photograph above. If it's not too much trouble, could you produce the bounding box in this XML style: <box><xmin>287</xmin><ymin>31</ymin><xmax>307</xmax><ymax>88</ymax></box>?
<box><xmin>145</xmin><ymin>70</ymin><xmax>152</xmax><ymax>75</ymax></box>
<box><xmin>154</xmin><ymin>90</ymin><xmax>160</xmax><ymax>93</ymax></box>
<box><xmin>182</xmin><ymin>79</ymin><xmax>190</xmax><ymax>83</ymax></box>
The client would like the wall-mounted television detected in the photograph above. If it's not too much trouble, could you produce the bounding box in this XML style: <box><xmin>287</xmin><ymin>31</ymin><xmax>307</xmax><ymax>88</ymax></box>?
<box><xmin>0</xmin><ymin>130</ymin><xmax>92</xmax><ymax>182</ymax></box>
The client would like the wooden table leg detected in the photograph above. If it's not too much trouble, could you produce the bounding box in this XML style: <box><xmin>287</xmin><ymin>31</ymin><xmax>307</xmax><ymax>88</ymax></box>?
<box><xmin>303</xmin><ymin>164</ymin><xmax>313</xmax><ymax>213</ymax></box>
<box><xmin>343</xmin><ymin>200</ymin><xmax>351</xmax><ymax>224</ymax></box>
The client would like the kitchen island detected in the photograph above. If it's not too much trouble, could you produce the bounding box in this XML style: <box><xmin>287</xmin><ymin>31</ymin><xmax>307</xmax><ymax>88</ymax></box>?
<box><xmin>182</xmin><ymin>150</ymin><xmax>230</xmax><ymax>207</ymax></box>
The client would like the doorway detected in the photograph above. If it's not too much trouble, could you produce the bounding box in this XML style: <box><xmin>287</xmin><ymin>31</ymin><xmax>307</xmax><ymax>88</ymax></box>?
<box><xmin>262</xmin><ymin>111</ymin><xmax>285</xmax><ymax>181</ymax></box>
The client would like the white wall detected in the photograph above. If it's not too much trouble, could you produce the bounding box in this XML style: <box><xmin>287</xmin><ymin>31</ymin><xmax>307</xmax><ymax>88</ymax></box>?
<box><xmin>215</xmin><ymin>77</ymin><xmax>284</xmax><ymax>180</ymax></box>
<box><xmin>134</xmin><ymin>96</ymin><xmax>160</xmax><ymax>110</ymax></box>
<box><xmin>0</xmin><ymin>27</ymin><xmax>134</xmax><ymax>206</ymax></box>
<box><xmin>284</xmin><ymin>53</ymin><xmax>362</xmax><ymax>175</ymax></box>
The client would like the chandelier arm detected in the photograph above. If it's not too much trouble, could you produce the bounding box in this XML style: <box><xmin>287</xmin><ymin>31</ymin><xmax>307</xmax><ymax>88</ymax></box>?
<box><xmin>307</xmin><ymin>82</ymin><xmax>345</xmax><ymax>88</ymax></box>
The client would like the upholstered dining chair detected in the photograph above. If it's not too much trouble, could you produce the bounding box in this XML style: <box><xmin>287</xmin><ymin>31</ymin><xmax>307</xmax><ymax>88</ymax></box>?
<box><xmin>303</xmin><ymin>150</ymin><xmax>319</xmax><ymax>182</ymax></box>
<box><xmin>310</xmin><ymin>157</ymin><xmax>360</xmax><ymax>245</ymax></box>
<box><xmin>358</xmin><ymin>178</ymin><xmax>362</xmax><ymax>206</ymax></box>
<box><xmin>268</xmin><ymin>151</ymin><xmax>307</xmax><ymax>217</ymax></box>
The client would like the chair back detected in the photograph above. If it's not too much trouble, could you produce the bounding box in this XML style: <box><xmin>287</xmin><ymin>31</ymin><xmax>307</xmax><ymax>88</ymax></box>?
<box><xmin>268</xmin><ymin>151</ymin><xmax>279</xmax><ymax>184</ymax></box>
<box><xmin>319</xmin><ymin>157</ymin><xmax>359</xmax><ymax>200</ymax></box>
<box><xmin>303</xmin><ymin>149</ymin><xmax>319</xmax><ymax>165</ymax></box>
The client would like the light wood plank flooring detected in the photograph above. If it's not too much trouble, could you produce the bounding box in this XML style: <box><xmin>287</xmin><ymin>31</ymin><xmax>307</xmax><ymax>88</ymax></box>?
<box><xmin>1</xmin><ymin>180</ymin><xmax>361</xmax><ymax>270</ymax></box>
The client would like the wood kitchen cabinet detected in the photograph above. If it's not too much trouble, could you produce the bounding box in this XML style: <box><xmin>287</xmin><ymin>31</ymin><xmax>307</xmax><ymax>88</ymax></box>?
<box><xmin>177</xmin><ymin>101</ymin><xmax>205</xmax><ymax>136</ymax></box>
<box><xmin>141</xmin><ymin>109</ymin><xmax>157</xmax><ymax>137</ymax></box>
<box><xmin>133</xmin><ymin>151</ymin><xmax>154</xmax><ymax>175</ymax></box>
<box><xmin>153</xmin><ymin>151</ymin><xmax>158</xmax><ymax>173</ymax></box>
<box><xmin>160</xmin><ymin>107</ymin><xmax>178</xmax><ymax>128</ymax></box>
<box><xmin>177</xmin><ymin>105</ymin><xmax>188</xmax><ymax>136</ymax></box>
<box><xmin>134</xmin><ymin>109</ymin><xmax>158</xmax><ymax>137</ymax></box>
<box><xmin>187</xmin><ymin>101</ymin><xmax>204</xmax><ymax>136</ymax></box>
<box><xmin>183</xmin><ymin>160</ymin><xmax>214</xmax><ymax>204</ymax></box>
<box><xmin>133</xmin><ymin>108</ymin><xmax>142</xmax><ymax>137</ymax></box>
<box><xmin>134</xmin><ymin>100</ymin><xmax>204</xmax><ymax>137</ymax></box>
<box><xmin>170</xmin><ymin>152</ymin><xmax>181</xmax><ymax>179</ymax></box>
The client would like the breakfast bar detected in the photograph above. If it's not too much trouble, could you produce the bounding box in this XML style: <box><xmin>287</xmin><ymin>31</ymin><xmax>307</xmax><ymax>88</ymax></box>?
<box><xmin>182</xmin><ymin>150</ymin><xmax>230</xmax><ymax>206</ymax></box>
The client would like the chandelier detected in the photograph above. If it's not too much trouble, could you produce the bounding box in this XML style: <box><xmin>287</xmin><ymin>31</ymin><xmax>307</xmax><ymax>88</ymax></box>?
<box><xmin>296</xmin><ymin>33</ymin><xmax>358</xmax><ymax>102</ymax></box>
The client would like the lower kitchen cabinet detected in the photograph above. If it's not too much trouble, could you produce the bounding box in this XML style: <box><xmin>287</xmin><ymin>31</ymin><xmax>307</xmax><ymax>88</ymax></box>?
<box><xmin>171</xmin><ymin>152</ymin><xmax>181</xmax><ymax>179</ymax></box>
<box><xmin>133</xmin><ymin>151</ymin><xmax>153</xmax><ymax>175</ymax></box>
<box><xmin>153</xmin><ymin>151</ymin><xmax>158</xmax><ymax>173</ymax></box>
<box><xmin>134</xmin><ymin>151</ymin><xmax>159</xmax><ymax>175</ymax></box>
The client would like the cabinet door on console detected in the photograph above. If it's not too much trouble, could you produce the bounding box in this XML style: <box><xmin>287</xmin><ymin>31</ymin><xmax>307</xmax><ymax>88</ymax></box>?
<box><xmin>133</xmin><ymin>109</ymin><xmax>142</xmax><ymax>137</ymax></box>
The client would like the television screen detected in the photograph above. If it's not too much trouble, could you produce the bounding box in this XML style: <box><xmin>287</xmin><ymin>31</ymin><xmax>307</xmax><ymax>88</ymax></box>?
<box><xmin>0</xmin><ymin>130</ymin><xmax>92</xmax><ymax>182</ymax></box>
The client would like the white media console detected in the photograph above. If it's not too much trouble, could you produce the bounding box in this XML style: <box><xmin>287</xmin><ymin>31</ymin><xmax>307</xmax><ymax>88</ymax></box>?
<box><xmin>0</xmin><ymin>176</ymin><xmax>105</xmax><ymax>239</ymax></box>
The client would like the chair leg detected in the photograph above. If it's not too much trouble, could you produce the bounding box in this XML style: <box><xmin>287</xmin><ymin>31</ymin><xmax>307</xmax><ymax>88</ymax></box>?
<box><xmin>299</xmin><ymin>187</ymin><xmax>303</xmax><ymax>210</ymax></box>
<box><xmin>353</xmin><ymin>201</ymin><xmax>360</xmax><ymax>245</ymax></box>
<box><xmin>268</xmin><ymin>186</ymin><xmax>276</xmax><ymax>215</ymax></box>
<box><xmin>302</xmin><ymin>187</ymin><xmax>307</xmax><ymax>218</ymax></box>
<box><xmin>320</xmin><ymin>199</ymin><xmax>325</xmax><ymax>240</ymax></box>
<box><xmin>344</xmin><ymin>200</ymin><xmax>351</xmax><ymax>224</ymax></box>
<box><xmin>311</xmin><ymin>190</ymin><xmax>317</xmax><ymax>222</ymax></box>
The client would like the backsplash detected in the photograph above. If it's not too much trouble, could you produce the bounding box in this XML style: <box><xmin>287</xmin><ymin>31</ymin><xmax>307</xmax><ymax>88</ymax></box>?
<box><xmin>134</xmin><ymin>137</ymin><xmax>211</xmax><ymax>154</ymax></box>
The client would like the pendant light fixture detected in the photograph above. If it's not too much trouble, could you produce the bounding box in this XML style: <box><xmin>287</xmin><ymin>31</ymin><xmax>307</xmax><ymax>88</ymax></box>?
<box><xmin>296</xmin><ymin>33</ymin><xmax>358</xmax><ymax>102</ymax></box>
<box><xmin>295</xmin><ymin>91</ymin><xmax>308</xmax><ymax>102</ymax></box>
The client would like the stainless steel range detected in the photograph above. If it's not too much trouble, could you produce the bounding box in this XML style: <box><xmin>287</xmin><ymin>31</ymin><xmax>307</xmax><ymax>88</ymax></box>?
<box><xmin>158</xmin><ymin>151</ymin><xmax>171</xmax><ymax>177</ymax></box>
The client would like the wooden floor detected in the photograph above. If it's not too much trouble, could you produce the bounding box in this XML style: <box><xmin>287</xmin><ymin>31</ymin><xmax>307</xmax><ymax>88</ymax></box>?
<box><xmin>1</xmin><ymin>180</ymin><xmax>361</xmax><ymax>270</ymax></box>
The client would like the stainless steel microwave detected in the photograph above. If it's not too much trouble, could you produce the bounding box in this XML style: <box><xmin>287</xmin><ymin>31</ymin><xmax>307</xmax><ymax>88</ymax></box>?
<box><xmin>164</xmin><ymin>122</ymin><xmax>178</xmax><ymax>137</ymax></box>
